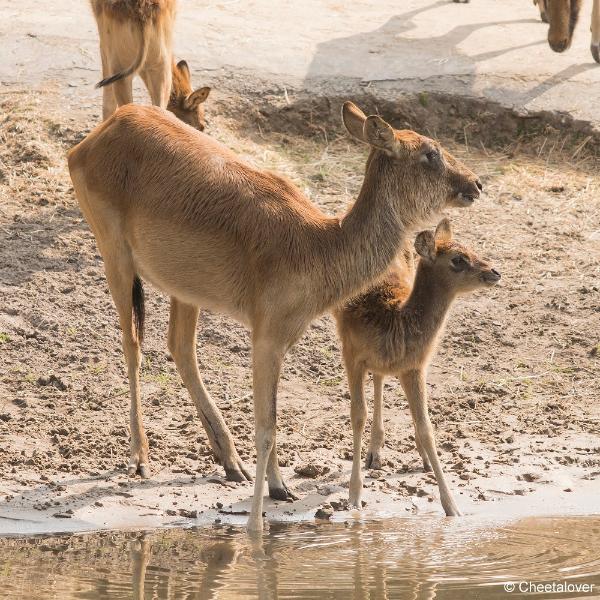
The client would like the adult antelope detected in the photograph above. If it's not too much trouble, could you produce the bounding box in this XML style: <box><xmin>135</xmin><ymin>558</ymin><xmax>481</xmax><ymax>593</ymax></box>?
<box><xmin>451</xmin><ymin>0</ymin><xmax>600</xmax><ymax>61</ymax></box>
<box><xmin>90</xmin><ymin>0</ymin><xmax>211</xmax><ymax>128</ymax></box>
<box><xmin>67</xmin><ymin>102</ymin><xmax>482</xmax><ymax>531</ymax></box>
<box><xmin>335</xmin><ymin>220</ymin><xmax>501</xmax><ymax>516</ymax></box>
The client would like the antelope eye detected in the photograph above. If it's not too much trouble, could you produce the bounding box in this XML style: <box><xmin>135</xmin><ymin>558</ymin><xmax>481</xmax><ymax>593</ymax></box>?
<box><xmin>425</xmin><ymin>149</ymin><xmax>439</xmax><ymax>163</ymax></box>
<box><xmin>451</xmin><ymin>255</ymin><xmax>468</xmax><ymax>270</ymax></box>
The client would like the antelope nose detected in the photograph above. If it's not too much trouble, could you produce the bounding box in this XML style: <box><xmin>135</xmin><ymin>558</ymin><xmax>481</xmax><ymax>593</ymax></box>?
<box><xmin>485</xmin><ymin>268</ymin><xmax>501</xmax><ymax>283</ymax></box>
<box><xmin>550</xmin><ymin>38</ymin><xmax>569</xmax><ymax>52</ymax></box>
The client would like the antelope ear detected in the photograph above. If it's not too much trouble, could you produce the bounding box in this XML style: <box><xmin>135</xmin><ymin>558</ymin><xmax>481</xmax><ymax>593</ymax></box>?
<box><xmin>342</xmin><ymin>101</ymin><xmax>367</xmax><ymax>141</ymax></box>
<box><xmin>434</xmin><ymin>218</ymin><xmax>452</xmax><ymax>243</ymax></box>
<box><xmin>184</xmin><ymin>87</ymin><xmax>211</xmax><ymax>109</ymax></box>
<box><xmin>363</xmin><ymin>115</ymin><xmax>397</xmax><ymax>153</ymax></box>
<box><xmin>414</xmin><ymin>230</ymin><xmax>436</xmax><ymax>262</ymax></box>
<box><xmin>176</xmin><ymin>59</ymin><xmax>191</xmax><ymax>80</ymax></box>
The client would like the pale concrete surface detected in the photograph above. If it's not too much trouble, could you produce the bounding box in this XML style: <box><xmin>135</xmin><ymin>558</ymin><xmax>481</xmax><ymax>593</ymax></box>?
<box><xmin>1</xmin><ymin>0</ymin><xmax>600</xmax><ymax>124</ymax></box>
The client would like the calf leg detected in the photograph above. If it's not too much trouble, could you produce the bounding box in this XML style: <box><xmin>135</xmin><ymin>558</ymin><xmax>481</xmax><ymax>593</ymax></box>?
<box><xmin>415</xmin><ymin>430</ymin><xmax>433</xmax><ymax>473</ymax></box>
<box><xmin>348</xmin><ymin>364</ymin><xmax>367</xmax><ymax>507</ymax></box>
<box><xmin>167</xmin><ymin>298</ymin><xmax>250</xmax><ymax>482</ymax></box>
<box><xmin>267</xmin><ymin>433</ymin><xmax>297</xmax><ymax>501</ymax></box>
<box><xmin>400</xmin><ymin>369</ymin><xmax>461</xmax><ymax>516</ymax></box>
<box><xmin>365</xmin><ymin>374</ymin><xmax>385</xmax><ymax>469</ymax></box>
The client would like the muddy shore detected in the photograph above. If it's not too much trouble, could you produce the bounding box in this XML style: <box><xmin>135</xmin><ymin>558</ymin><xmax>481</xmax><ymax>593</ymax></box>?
<box><xmin>1</xmin><ymin>78</ymin><xmax>599</xmax><ymax>536</ymax></box>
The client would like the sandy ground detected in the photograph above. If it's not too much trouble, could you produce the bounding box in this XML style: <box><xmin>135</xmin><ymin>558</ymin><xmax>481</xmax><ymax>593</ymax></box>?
<box><xmin>1</xmin><ymin>73</ymin><xmax>599</xmax><ymax>535</ymax></box>
<box><xmin>4</xmin><ymin>0</ymin><xmax>600</xmax><ymax>127</ymax></box>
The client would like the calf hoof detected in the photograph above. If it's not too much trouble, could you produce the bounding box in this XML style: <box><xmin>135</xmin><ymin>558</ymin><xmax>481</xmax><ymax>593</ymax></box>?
<box><xmin>365</xmin><ymin>451</ymin><xmax>383</xmax><ymax>470</ymax></box>
<box><xmin>268</xmin><ymin>482</ymin><xmax>298</xmax><ymax>501</ymax></box>
<box><xmin>592</xmin><ymin>43</ymin><xmax>600</xmax><ymax>63</ymax></box>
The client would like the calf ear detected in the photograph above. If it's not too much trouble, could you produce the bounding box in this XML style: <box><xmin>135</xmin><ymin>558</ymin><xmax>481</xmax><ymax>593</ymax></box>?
<box><xmin>176</xmin><ymin>60</ymin><xmax>191</xmax><ymax>80</ymax></box>
<box><xmin>342</xmin><ymin>101</ymin><xmax>367</xmax><ymax>141</ymax></box>
<box><xmin>184</xmin><ymin>87</ymin><xmax>211</xmax><ymax>109</ymax></box>
<box><xmin>414</xmin><ymin>230</ymin><xmax>436</xmax><ymax>262</ymax></box>
<box><xmin>434</xmin><ymin>218</ymin><xmax>452</xmax><ymax>243</ymax></box>
<box><xmin>363</xmin><ymin>115</ymin><xmax>397</xmax><ymax>154</ymax></box>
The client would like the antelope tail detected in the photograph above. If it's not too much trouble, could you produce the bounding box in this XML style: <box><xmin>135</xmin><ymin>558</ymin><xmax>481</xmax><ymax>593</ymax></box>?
<box><xmin>95</xmin><ymin>20</ymin><xmax>151</xmax><ymax>88</ymax></box>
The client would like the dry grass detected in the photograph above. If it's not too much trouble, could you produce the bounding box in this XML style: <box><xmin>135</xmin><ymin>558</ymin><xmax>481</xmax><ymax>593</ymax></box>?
<box><xmin>1</xmin><ymin>89</ymin><xmax>599</xmax><ymax>504</ymax></box>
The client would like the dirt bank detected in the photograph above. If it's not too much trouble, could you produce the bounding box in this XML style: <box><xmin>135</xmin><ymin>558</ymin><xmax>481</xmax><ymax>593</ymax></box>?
<box><xmin>0</xmin><ymin>86</ymin><xmax>599</xmax><ymax>535</ymax></box>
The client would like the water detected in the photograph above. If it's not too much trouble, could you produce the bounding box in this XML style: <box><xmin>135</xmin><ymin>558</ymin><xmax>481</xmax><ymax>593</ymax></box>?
<box><xmin>1</xmin><ymin>516</ymin><xmax>600</xmax><ymax>599</ymax></box>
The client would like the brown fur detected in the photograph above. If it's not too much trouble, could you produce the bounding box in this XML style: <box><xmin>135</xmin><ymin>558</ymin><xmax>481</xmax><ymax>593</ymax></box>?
<box><xmin>91</xmin><ymin>0</ymin><xmax>168</xmax><ymax>22</ymax></box>
<box><xmin>544</xmin><ymin>0</ymin><xmax>584</xmax><ymax>54</ymax></box>
<box><xmin>335</xmin><ymin>220</ymin><xmax>500</xmax><ymax>516</ymax></box>
<box><xmin>90</xmin><ymin>0</ymin><xmax>211</xmax><ymax>129</ymax></box>
<box><xmin>66</xmin><ymin>102</ymin><xmax>481</xmax><ymax>531</ymax></box>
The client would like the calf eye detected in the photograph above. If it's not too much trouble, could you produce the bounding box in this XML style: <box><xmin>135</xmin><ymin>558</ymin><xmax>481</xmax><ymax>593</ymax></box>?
<box><xmin>421</xmin><ymin>148</ymin><xmax>441</xmax><ymax>168</ymax></box>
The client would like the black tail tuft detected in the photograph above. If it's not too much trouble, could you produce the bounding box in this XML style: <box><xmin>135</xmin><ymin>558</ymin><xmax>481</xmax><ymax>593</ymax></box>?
<box><xmin>132</xmin><ymin>276</ymin><xmax>145</xmax><ymax>343</ymax></box>
<box><xmin>95</xmin><ymin>71</ymin><xmax>128</xmax><ymax>89</ymax></box>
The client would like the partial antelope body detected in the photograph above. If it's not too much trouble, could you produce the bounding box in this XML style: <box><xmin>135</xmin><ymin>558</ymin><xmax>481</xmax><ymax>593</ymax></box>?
<box><xmin>90</xmin><ymin>0</ymin><xmax>211</xmax><ymax>128</ymax></box>
<box><xmin>335</xmin><ymin>220</ymin><xmax>500</xmax><ymax>516</ymax></box>
<box><xmin>541</xmin><ymin>0</ymin><xmax>600</xmax><ymax>61</ymax></box>
<box><xmin>67</xmin><ymin>101</ymin><xmax>481</xmax><ymax>531</ymax></box>
<box><xmin>467</xmin><ymin>0</ymin><xmax>599</xmax><ymax>62</ymax></box>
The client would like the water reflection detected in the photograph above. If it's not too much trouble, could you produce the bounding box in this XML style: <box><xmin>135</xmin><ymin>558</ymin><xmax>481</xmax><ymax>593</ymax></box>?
<box><xmin>1</xmin><ymin>516</ymin><xmax>600</xmax><ymax>599</ymax></box>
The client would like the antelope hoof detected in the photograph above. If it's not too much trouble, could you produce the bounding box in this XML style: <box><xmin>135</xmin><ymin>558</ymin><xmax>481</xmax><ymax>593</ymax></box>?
<box><xmin>591</xmin><ymin>44</ymin><xmax>600</xmax><ymax>63</ymax></box>
<box><xmin>540</xmin><ymin>10</ymin><xmax>548</xmax><ymax>23</ymax></box>
<box><xmin>422</xmin><ymin>460</ymin><xmax>433</xmax><ymax>473</ymax></box>
<box><xmin>224</xmin><ymin>461</ymin><xmax>253</xmax><ymax>483</ymax></box>
<box><xmin>365</xmin><ymin>450</ymin><xmax>383</xmax><ymax>470</ymax></box>
<box><xmin>268</xmin><ymin>482</ymin><xmax>298</xmax><ymax>501</ymax></box>
<box><xmin>128</xmin><ymin>461</ymin><xmax>150</xmax><ymax>479</ymax></box>
<box><xmin>453</xmin><ymin>0</ymin><xmax>470</xmax><ymax>3</ymax></box>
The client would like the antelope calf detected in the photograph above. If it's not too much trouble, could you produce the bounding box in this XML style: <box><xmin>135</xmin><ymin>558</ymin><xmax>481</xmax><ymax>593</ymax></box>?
<box><xmin>67</xmin><ymin>101</ymin><xmax>481</xmax><ymax>531</ymax></box>
<box><xmin>335</xmin><ymin>219</ymin><xmax>500</xmax><ymax>516</ymax></box>
<box><xmin>90</xmin><ymin>0</ymin><xmax>211</xmax><ymax>128</ymax></box>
